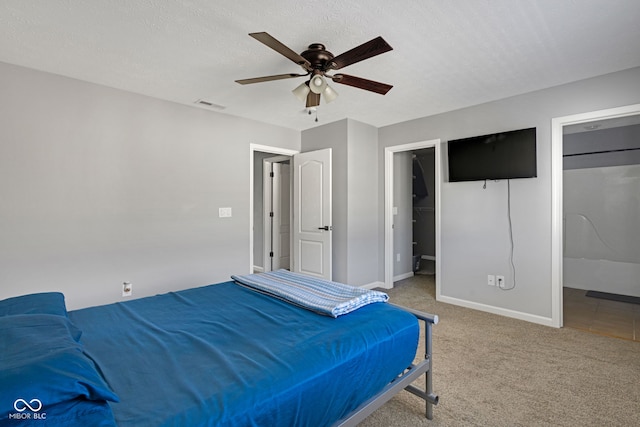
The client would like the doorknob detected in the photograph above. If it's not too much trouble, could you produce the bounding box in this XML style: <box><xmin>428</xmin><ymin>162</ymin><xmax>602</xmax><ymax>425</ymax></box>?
<box><xmin>318</xmin><ymin>226</ymin><xmax>330</xmax><ymax>231</ymax></box>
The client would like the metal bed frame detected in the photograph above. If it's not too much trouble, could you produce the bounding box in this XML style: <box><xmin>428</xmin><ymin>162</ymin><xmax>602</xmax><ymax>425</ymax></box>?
<box><xmin>334</xmin><ymin>304</ymin><xmax>439</xmax><ymax>426</ymax></box>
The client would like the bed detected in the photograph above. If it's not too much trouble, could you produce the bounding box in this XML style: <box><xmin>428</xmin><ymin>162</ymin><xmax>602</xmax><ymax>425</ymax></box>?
<box><xmin>1</xmin><ymin>270</ymin><xmax>438</xmax><ymax>426</ymax></box>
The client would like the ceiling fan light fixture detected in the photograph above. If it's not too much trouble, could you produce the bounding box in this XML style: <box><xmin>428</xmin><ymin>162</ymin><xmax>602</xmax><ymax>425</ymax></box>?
<box><xmin>309</xmin><ymin>74</ymin><xmax>327</xmax><ymax>94</ymax></box>
<box><xmin>322</xmin><ymin>84</ymin><xmax>338</xmax><ymax>103</ymax></box>
<box><xmin>292</xmin><ymin>81</ymin><xmax>310</xmax><ymax>101</ymax></box>
<box><xmin>239</xmin><ymin>33</ymin><xmax>394</xmax><ymax>111</ymax></box>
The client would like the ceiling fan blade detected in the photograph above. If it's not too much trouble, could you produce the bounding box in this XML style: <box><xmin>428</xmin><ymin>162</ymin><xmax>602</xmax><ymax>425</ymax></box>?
<box><xmin>331</xmin><ymin>74</ymin><xmax>393</xmax><ymax>95</ymax></box>
<box><xmin>328</xmin><ymin>36</ymin><xmax>393</xmax><ymax>70</ymax></box>
<box><xmin>249</xmin><ymin>32</ymin><xmax>312</xmax><ymax>70</ymax></box>
<box><xmin>306</xmin><ymin>92</ymin><xmax>321</xmax><ymax>108</ymax></box>
<box><xmin>235</xmin><ymin>73</ymin><xmax>308</xmax><ymax>85</ymax></box>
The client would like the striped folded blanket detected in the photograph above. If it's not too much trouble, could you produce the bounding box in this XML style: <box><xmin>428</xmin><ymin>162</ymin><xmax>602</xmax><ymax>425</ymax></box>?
<box><xmin>231</xmin><ymin>270</ymin><xmax>388</xmax><ymax>318</ymax></box>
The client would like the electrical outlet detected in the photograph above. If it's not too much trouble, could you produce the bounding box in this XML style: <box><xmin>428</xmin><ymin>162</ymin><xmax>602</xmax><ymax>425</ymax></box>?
<box><xmin>122</xmin><ymin>282</ymin><xmax>132</xmax><ymax>297</ymax></box>
<box><xmin>487</xmin><ymin>275</ymin><xmax>496</xmax><ymax>286</ymax></box>
<box><xmin>218</xmin><ymin>207</ymin><xmax>232</xmax><ymax>218</ymax></box>
<box><xmin>396</xmin><ymin>253</ymin><xmax>400</xmax><ymax>262</ymax></box>
<box><xmin>497</xmin><ymin>275</ymin><xmax>505</xmax><ymax>289</ymax></box>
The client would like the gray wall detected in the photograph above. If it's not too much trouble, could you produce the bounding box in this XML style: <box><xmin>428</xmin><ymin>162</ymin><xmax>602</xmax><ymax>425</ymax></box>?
<box><xmin>0</xmin><ymin>62</ymin><xmax>300</xmax><ymax>310</ymax></box>
<box><xmin>301</xmin><ymin>119</ymin><xmax>349</xmax><ymax>282</ymax></box>
<box><xmin>301</xmin><ymin>119</ymin><xmax>380</xmax><ymax>286</ymax></box>
<box><xmin>379</xmin><ymin>66</ymin><xmax>640</xmax><ymax>320</ymax></box>
<box><xmin>346</xmin><ymin>120</ymin><xmax>380</xmax><ymax>286</ymax></box>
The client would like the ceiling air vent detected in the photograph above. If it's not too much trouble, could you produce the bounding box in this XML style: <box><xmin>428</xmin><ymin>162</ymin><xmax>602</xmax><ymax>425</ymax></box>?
<box><xmin>194</xmin><ymin>99</ymin><xmax>226</xmax><ymax>110</ymax></box>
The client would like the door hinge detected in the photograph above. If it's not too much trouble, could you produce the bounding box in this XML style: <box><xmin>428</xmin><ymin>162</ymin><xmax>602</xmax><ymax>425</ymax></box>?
<box><xmin>269</xmin><ymin>251</ymin><xmax>274</xmax><ymax>257</ymax></box>
<box><xmin>269</xmin><ymin>212</ymin><xmax>274</xmax><ymax>217</ymax></box>
<box><xmin>270</xmin><ymin>172</ymin><xmax>274</xmax><ymax>178</ymax></box>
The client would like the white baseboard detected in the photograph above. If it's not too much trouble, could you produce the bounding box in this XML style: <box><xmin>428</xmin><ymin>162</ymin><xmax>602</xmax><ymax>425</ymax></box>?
<box><xmin>360</xmin><ymin>281</ymin><xmax>387</xmax><ymax>290</ymax></box>
<box><xmin>421</xmin><ymin>255</ymin><xmax>436</xmax><ymax>261</ymax></box>
<box><xmin>437</xmin><ymin>295</ymin><xmax>557</xmax><ymax>328</ymax></box>
<box><xmin>252</xmin><ymin>266</ymin><xmax>264</xmax><ymax>273</ymax></box>
<box><xmin>393</xmin><ymin>271</ymin><xmax>414</xmax><ymax>282</ymax></box>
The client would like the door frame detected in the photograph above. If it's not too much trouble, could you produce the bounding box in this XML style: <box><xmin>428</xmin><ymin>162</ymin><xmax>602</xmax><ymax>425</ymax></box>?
<box><xmin>550</xmin><ymin>103</ymin><xmax>640</xmax><ymax>328</ymax></box>
<box><xmin>384</xmin><ymin>139</ymin><xmax>442</xmax><ymax>292</ymax></box>
<box><xmin>249</xmin><ymin>144</ymin><xmax>299</xmax><ymax>274</ymax></box>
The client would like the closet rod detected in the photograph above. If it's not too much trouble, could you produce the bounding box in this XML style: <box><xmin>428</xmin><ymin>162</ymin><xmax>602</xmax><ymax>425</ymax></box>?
<box><xmin>563</xmin><ymin>147</ymin><xmax>640</xmax><ymax>157</ymax></box>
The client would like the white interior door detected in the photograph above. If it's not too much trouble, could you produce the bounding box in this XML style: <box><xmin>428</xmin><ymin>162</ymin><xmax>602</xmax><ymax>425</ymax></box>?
<box><xmin>272</xmin><ymin>162</ymin><xmax>291</xmax><ymax>270</ymax></box>
<box><xmin>292</xmin><ymin>148</ymin><xmax>332</xmax><ymax>279</ymax></box>
<box><xmin>262</xmin><ymin>156</ymin><xmax>291</xmax><ymax>272</ymax></box>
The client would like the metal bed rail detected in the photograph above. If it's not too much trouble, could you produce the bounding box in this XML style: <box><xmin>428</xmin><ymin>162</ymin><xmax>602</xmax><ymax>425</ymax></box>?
<box><xmin>334</xmin><ymin>304</ymin><xmax>439</xmax><ymax>426</ymax></box>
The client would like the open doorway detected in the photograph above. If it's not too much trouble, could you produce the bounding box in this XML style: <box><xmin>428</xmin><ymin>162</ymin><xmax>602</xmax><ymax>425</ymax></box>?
<box><xmin>551</xmin><ymin>103</ymin><xmax>640</xmax><ymax>332</ymax></box>
<box><xmin>411</xmin><ymin>149</ymin><xmax>437</xmax><ymax>276</ymax></box>
<box><xmin>262</xmin><ymin>156</ymin><xmax>291</xmax><ymax>272</ymax></box>
<box><xmin>249</xmin><ymin>144</ymin><xmax>298</xmax><ymax>274</ymax></box>
<box><xmin>384</xmin><ymin>139</ymin><xmax>441</xmax><ymax>294</ymax></box>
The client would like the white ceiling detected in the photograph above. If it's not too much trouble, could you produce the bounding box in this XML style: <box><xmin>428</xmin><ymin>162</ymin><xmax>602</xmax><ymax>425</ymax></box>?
<box><xmin>2</xmin><ymin>0</ymin><xmax>640</xmax><ymax>131</ymax></box>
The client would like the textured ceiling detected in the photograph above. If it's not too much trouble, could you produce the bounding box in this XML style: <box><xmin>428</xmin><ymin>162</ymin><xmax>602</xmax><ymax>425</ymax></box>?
<box><xmin>2</xmin><ymin>0</ymin><xmax>640</xmax><ymax>131</ymax></box>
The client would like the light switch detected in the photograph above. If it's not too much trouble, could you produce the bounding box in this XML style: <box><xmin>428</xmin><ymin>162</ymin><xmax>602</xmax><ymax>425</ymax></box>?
<box><xmin>219</xmin><ymin>207</ymin><xmax>232</xmax><ymax>218</ymax></box>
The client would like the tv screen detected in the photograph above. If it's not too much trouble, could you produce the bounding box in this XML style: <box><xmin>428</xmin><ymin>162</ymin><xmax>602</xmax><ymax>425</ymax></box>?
<box><xmin>447</xmin><ymin>127</ymin><xmax>537</xmax><ymax>182</ymax></box>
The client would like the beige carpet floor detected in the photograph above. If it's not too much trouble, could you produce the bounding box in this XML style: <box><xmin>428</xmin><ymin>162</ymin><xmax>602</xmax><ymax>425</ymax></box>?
<box><xmin>359</xmin><ymin>275</ymin><xmax>640</xmax><ymax>427</ymax></box>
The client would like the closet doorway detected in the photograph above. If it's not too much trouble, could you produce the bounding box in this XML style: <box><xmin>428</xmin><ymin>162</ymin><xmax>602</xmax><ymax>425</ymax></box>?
<box><xmin>384</xmin><ymin>139</ymin><xmax>442</xmax><ymax>294</ymax></box>
<box><xmin>410</xmin><ymin>148</ymin><xmax>437</xmax><ymax>276</ymax></box>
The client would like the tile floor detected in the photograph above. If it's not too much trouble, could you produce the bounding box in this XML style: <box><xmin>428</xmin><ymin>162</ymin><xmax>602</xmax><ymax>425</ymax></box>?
<box><xmin>563</xmin><ymin>287</ymin><xmax>640</xmax><ymax>342</ymax></box>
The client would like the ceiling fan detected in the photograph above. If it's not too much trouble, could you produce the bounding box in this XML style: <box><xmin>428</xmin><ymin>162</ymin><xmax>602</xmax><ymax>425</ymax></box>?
<box><xmin>235</xmin><ymin>32</ymin><xmax>393</xmax><ymax>108</ymax></box>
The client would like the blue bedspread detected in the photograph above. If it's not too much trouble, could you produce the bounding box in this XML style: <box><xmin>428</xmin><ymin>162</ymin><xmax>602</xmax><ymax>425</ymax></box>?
<box><xmin>69</xmin><ymin>281</ymin><xmax>418</xmax><ymax>427</ymax></box>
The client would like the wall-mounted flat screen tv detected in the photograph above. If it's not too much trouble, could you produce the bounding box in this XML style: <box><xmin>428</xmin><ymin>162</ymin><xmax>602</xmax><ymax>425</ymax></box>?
<box><xmin>447</xmin><ymin>127</ymin><xmax>537</xmax><ymax>182</ymax></box>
